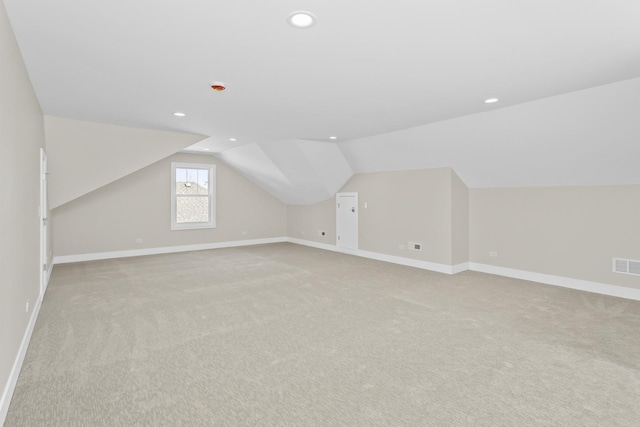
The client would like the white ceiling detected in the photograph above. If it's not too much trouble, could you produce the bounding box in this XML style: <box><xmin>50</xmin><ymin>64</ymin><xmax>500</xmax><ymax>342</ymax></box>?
<box><xmin>5</xmin><ymin>0</ymin><xmax>640</xmax><ymax>204</ymax></box>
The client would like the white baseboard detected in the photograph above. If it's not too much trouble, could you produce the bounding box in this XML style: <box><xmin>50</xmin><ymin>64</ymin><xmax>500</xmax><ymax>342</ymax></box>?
<box><xmin>356</xmin><ymin>249</ymin><xmax>457</xmax><ymax>274</ymax></box>
<box><xmin>53</xmin><ymin>237</ymin><xmax>288</xmax><ymax>265</ymax></box>
<box><xmin>0</xmin><ymin>294</ymin><xmax>43</xmax><ymax>425</ymax></box>
<box><xmin>452</xmin><ymin>262</ymin><xmax>470</xmax><ymax>274</ymax></box>
<box><xmin>286</xmin><ymin>238</ymin><xmax>339</xmax><ymax>253</ymax></box>
<box><xmin>469</xmin><ymin>263</ymin><xmax>640</xmax><ymax>301</ymax></box>
<box><xmin>286</xmin><ymin>238</ymin><xmax>640</xmax><ymax>301</ymax></box>
<box><xmin>286</xmin><ymin>237</ymin><xmax>458</xmax><ymax>275</ymax></box>
<box><xmin>44</xmin><ymin>262</ymin><xmax>54</xmax><ymax>296</ymax></box>
<box><xmin>51</xmin><ymin>237</ymin><xmax>640</xmax><ymax>300</ymax></box>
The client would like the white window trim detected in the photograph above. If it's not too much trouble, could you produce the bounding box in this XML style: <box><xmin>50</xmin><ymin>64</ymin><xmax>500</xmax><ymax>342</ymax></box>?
<box><xmin>171</xmin><ymin>162</ymin><xmax>216</xmax><ymax>231</ymax></box>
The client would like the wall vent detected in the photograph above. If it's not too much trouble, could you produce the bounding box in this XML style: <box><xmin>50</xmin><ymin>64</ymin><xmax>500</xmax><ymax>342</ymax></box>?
<box><xmin>613</xmin><ymin>258</ymin><xmax>640</xmax><ymax>276</ymax></box>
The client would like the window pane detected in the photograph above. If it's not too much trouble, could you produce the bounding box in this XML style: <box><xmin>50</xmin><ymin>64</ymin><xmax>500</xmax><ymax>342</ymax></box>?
<box><xmin>176</xmin><ymin>196</ymin><xmax>209</xmax><ymax>223</ymax></box>
<box><xmin>171</xmin><ymin>162</ymin><xmax>215</xmax><ymax>230</ymax></box>
<box><xmin>176</xmin><ymin>168</ymin><xmax>208</xmax><ymax>195</ymax></box>
<box><xmin>175</xmin><ymin>167</ymin><xmax>187</xmax><ymax>183</ymax></box>
<box><xmin>197</xmin><ymin>169</ymin><xmax>208</xmax><ymax>193</ymax></box>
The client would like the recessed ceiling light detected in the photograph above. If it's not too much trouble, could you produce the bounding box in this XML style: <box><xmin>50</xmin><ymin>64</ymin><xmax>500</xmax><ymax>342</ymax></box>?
<box><xmin>229</xmin><ymin>138</ymin><xmax>237</xmax><ymax>142</ymax></box>
<box><xmin>203</xmin><ymin>148</ymin><xmax>210</xmax><ymax>151</ymax></box>
<box><xmin>173</xmin><ymin>112</ymin><xmax>186</xmax><ymax>117</ymax></box>
<box><xmin>288</xmin><ymin>11</ymin><xmax>316</xmax><ymax>28</ymax></box>
<box><xmin>484</xmin><ymin>98</ymin><xmax>499</xmax><ymax>104</ymax></box>
<box><xmin>329</xmin><ymin>136</ymin><xmax>337</xmax><ymax>140</ymax></box>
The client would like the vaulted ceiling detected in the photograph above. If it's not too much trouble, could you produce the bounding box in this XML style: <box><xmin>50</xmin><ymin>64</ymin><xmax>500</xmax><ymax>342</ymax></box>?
<box><xmin>5</xmin><ymin>0</ymin><xmax>640</xmax><ymax>204</ymax></box>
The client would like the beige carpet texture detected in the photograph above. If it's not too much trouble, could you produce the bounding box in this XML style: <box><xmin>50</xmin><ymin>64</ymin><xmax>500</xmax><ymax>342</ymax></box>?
<box><xmin>6</xmin><ymin>243</ymin><xmax>640</xmax><ymax>426</ymax></box>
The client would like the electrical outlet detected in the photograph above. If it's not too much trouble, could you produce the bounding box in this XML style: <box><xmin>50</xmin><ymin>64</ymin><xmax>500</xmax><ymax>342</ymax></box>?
<box><xmin>489</xmin><ymin>251</ymin><xmax>498</xmax><ymax>257</ymax></box>
<box><xmin>408</xmin><ymin>242</ymin><xmax>422</xmax><ymax>251</ymax></box>
<box><xmin>135</xmin><ymin>238</ymin><xmax>143</xmax><ymax>244</ymax></box>
<box><xmin>364</xmin><ymin>202</ymin><xmax>368</xmax><ymax>208</ymax></box>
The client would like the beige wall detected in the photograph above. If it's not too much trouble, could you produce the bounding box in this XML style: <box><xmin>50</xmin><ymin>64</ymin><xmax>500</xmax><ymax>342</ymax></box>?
<box><xmin>52</xmin><ymin>153</ymin><xmax>286</xmax><ymax>257</ymax></box>
<box><xmin>287</xmin><ymin>168</ymin><xmax>464</xmax><ymax>266</ymax></box>
<box><xmin>470</xmin><ymin>186</ymin><xmax>640</xmax><ymax>289</ymax></box>
<box><xmin>342</xmin><ymin>169</ymin><xmax>453</xmax><ymax>264</ymax></box>
<box><xmin>45</xmin><ymin>116</ymin><xmax>207</xmax><ymax>209</ymax></box>
<box><xmin>288</xmin><ymin>171</ymin><xmax>640</xmax><ymax>292</ymax></box>
<box><xmin>287</xmin><ymin>198</ymin><xmax>337</xmax><ymax>245</ymax></box>
<box><xmin>451</xmin><ymin>171</ymin><xmax>469</xmax><ymax>265</ymax></box>
<box><xmin>0</xmin><ymin>0</ymin><xmax>46</xmax><ymax>416</ymax></box>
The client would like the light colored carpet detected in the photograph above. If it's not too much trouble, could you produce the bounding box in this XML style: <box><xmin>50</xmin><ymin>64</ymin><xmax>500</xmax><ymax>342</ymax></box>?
<box><xmin>5</xmin><ymin>243</ymin><xmax>640</xmax><ymax>426</ymax></box>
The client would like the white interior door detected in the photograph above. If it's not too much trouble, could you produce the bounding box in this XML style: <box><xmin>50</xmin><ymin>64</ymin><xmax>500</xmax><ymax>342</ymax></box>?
<box><xmin>40</xmin><ymin>148</ymin><xmax>48</xmax><ymax>298</ymax></box>
<box><xmin>336</xmin><ymin>193</ymin><xmax>358</xmax><ymax>250</ymax></box>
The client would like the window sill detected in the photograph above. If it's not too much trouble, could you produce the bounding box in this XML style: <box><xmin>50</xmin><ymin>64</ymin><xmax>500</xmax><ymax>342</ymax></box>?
<box><xmin>171</xmin><ymin>223</ymin><xmax>216</xmax><ymax>231</ymax></box>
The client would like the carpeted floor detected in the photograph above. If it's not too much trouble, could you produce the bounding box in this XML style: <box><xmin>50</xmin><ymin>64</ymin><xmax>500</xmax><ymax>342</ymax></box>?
<box><xmin>5</xmin><ymin>243</ymin><xmax>640</xmax><ymax>426</ymax></box>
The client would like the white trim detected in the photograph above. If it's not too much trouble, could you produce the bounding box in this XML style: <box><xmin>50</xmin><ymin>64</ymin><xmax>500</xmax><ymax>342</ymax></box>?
<box><xmin>51</xmin><ymin>237</ymin><xmax>640</xmax><ymax>299</ymax></box>
<box><xmin>469</xmin><ymin>263</ymin><xmax>640</xmax><ymax>301</ymax></box>
<box><xmin>0</xmin><ymin>294</ymin><xmax>43</xmax><ymax>425</ymax></box>
<box><xmin>44</xmin><ymin>262</ymin><xmax>54</xmax><ymax>297</ymax></box>
<box><xmin>286</xmin><ymin>238</ymin><xmax>337</xmax><ymax>252</ymax></box>
<box><xmin>357</xmin><ymin>249</ymin><xmax>455</xmax><ymax>274</ymax></box>
<box><xmin>452</xmin><ymin>262</ymin><xmax>470</xmax><ymax>274</ymax></box>
<box><xmin>171</xmin><ymin>162</ymin><xmax>216</xmax><ymax>231</ymax></box>
<box><xmin>286</xmin><ymin>238</ymin><xmax>640</xmax><ymax>301</ymax></box>
<box><xmin>39</xmin><ymin>148</ymin><xmax>48</xmax><ymax>299</ymax></box>
<box><xmin>53</xmin><ymin>237</ymin><xmax>287</xmax><ymax>265</ymax></box>
<box><xmin>287</xmin><ymin>237</ymin><xmax>457</xmax><ymax>274</ymax></box>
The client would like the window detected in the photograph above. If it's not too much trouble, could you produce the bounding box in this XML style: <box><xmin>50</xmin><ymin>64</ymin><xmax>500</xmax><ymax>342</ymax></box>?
<box><xmin>171</xmin><ymin>162</ymin><xmax>215</xmax><ymax>230</ymax></box>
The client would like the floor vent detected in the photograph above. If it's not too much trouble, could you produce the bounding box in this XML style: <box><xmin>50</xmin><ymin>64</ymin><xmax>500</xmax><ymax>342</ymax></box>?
<box><xmin>613</xmin><ymin>258</ymin><xmax>640</xmax><ymax>276</ymax></box>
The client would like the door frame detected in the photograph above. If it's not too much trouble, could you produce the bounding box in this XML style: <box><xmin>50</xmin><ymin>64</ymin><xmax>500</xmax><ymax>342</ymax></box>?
<box><xmin>336</xmin><ymin>192</ymin><xmax>358</xmax><ymax>250</ymax></box>
<box><xmin>40</xmin><ymin>148</ymin><xmax>48</xmax><ymax>299</ymax></box>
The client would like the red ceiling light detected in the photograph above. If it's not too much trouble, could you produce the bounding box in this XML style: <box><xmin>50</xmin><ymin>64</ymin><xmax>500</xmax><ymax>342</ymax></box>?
<box><xmin>211</xmin><ymin>81</ymin><xmax>226</xmax><ymax>91</ymax></box>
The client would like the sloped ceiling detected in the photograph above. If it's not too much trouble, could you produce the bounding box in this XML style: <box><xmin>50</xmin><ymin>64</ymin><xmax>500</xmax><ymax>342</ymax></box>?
<box><xmin>217</xmin><ymin>139</ymin><xmax>353</xmax><ymax>205</ymax></box>
<box><xmin>45</xmin><ymin>116</ymin><xmax>207</xmax><ymax>209</ymax></box>
<box><xmin>342</xmin><ymin>77</ymin><xmax>640</xmax><ymax>188</ymax></box>
<box><xmin>4</xmin><ymin>1</ymin><xmax>640</xmax><ymax>205</ymax></box>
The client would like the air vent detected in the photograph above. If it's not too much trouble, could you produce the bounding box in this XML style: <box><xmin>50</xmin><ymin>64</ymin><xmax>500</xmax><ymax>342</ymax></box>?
<box><xmin>613</xmin><ymin>258</ymin><xmax>640</xmax><ymax>276</ymax></box>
